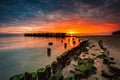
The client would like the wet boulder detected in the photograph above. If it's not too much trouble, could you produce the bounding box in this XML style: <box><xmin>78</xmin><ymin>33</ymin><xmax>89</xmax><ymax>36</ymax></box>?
<box><xmin>109</xmin><ymin>64</ymin><xmax>120</xmax><ymax>73</ymax></box>
<box><xmin>10</xmin><ymin>73</ymin><xmax>24</xmax><ymax>80</ymax></box>
<box><xmin>101</xmin><ymin>70</ymin><xmax>114</xmax><ymax>79</ymax></box>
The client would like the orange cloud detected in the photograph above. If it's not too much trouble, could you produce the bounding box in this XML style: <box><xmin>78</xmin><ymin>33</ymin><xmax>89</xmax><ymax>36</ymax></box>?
<box><xmin>0</xmin><ymin>17</ymin><xmax>119</xmax><ymax>35</ymax></box>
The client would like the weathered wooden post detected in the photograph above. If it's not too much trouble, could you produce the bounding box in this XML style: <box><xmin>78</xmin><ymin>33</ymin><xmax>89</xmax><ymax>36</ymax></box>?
<box><xmin>78</xmin><ymin>39</ymin><xmax>80</xmax><ymax>42</ymax></box>
<box><xmin>56</xmin><ymin>56</ymin><xmax>63</xmax><ymax>66</ymax></box>
<box><xmin>68</xmin><ymin>39</ymin><xmax>70</xmax><ymax>42</ymax></box>
<box><xmin>47</xmin><ymin>48</ymin><xmax>51</xmax><ymax>56</ymax></box>
<box><xmin>25</xmin><ymin>72</ymin><xmax>32</xmax><ymax>80</ymax></box>
<box><xmin>53</xmin><ymin>72</ymin><xmax>64</xmax><ymax>80</ymax></box>
<box><xmin>73</xmin><ymin>41</ymin><xmax>76</xmax><ymax>45</ymax></box>
<box><xmin>45</xmin><ymin>65</ymin><xmax>51</xmax><ymax>79</ymax></box>
<box><xmin>31</xmin><ymin>72</ymin><xmax>37</xmax><ymax>80</ymax></box>
<box><xmin>64</xmin><ymin>43</ymin><xmax>67</xmax><ymax>48</ymax></box>
<box><xmin>48</xmin><ymin>42</ymin><xmax>53</xmax><ymax>46</ymax></box>
<box><xmin>37</xmin><ymin>68</ymin><xmax>47</xmax><ymax>80</ymax></box>
<box><xmin>51</xmin><ymin>61</ymin><xmax>58</xmax><ymax>74</ymax></box>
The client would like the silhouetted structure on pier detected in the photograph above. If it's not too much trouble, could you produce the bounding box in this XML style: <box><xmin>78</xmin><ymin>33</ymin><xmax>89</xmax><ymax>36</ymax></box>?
<box><xmin>24</xmin><ymin>33</ymin><xmax>66</xmax><ymax>37</ymax></box>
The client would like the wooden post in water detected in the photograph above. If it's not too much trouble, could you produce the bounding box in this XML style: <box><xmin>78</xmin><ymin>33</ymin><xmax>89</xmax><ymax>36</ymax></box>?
<box><xmin>64</xmin><ymin>43</ymin><xmax>67</xmax><ymax>49</ymax></box>
<box><xmin>48</xmin><ymin>42</ymin><xmax>53</xmax><ymax>46</ymax></box>
<box><xmin>51</xmin><ymin>61</ymin><xmax>58</xmax><ymax>74</ymax></box>
<box><xmin>73</xmin><ymin>41</ymin><xmax>76</xmax><ymax>45</ymax></box>
<box><xmin>45</xmin><ymin>65</ymin><xmax>51</xmax><ymax>79</ymax></box>
<box><xmin>25</xmin><ymin>72</ymin><xmax>32</xmax><ymax>80</ymax></box>
<box><xmin>37</xmin><ymin>68</ymin><xmax>47</xmax><ymax>80</ymax></box>
<box><xmin>31</xmin><ymin>72</ymin><xmax>37</xmax><ymax>80</ymax></box>
<box><xmin>47</xmin><ymin>48</ymin><xmax>51</xmax><ymax>56</ymax></box>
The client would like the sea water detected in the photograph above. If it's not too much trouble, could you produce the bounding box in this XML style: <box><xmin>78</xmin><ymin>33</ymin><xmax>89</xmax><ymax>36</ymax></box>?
<box><xmin>0</xmin><ymin>36</ymin><xmax>79</xmax><ymax>80</ymax></box>
<box><xmin>0</xmin><ymin>35</ymin><xmax>120</xmax><ymax>80</ymax></box>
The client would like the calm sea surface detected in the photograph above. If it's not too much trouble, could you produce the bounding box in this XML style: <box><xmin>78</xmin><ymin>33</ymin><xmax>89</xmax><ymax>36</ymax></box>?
<box><xmin>0</xmin><ymin>36</ymin><xmax>120</xmax><ymax>80</ymax></box>
<box><xmin>0</xmin><ymin>36</ymin><xmax>79</xmax><ymax>80</ymax></box>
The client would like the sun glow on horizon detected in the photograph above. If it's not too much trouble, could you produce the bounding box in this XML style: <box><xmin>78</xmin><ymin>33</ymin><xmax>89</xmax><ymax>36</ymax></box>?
<box><xmin>0</xmin><ymin>17</ymin><xmax>119</xmax><ymax>35</ymax></box>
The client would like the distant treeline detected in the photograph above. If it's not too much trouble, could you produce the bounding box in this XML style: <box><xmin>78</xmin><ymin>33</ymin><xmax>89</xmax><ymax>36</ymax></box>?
<box><xmin>112</xmin><ymin>30</ymin><xmax>120</xmax><ymax>36</ymax></box>
<box><xmin>24</xmin><ymin>33</ymin><xmax>66</xmax><ymax>37</ymax></box>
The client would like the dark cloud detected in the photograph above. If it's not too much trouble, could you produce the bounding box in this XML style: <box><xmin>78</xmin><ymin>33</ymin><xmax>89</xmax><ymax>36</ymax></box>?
<box><xmin>0</xmin><ymin>0</ymin><xmax>120</xmax><ymax>26</ymax></box>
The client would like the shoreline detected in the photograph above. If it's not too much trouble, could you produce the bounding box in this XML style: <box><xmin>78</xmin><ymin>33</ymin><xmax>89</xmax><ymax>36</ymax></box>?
<box><xmin>10</xmin><ymin>38</ymin><xmax>120</xmax><ymax>80</ymax></box>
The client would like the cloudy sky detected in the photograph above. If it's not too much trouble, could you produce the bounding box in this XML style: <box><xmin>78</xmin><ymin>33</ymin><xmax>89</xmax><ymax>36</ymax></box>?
<box><xmin>0</xmin><ymin>0</ymin><xmax>120</xmax><ymax>35</ymax></box>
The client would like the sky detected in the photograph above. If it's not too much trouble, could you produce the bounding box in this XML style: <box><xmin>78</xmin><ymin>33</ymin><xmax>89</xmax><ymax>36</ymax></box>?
<box><xmin>0</xmin><ymin>0</ymin><xmax>120</xmax><ymax>35</ymax></box>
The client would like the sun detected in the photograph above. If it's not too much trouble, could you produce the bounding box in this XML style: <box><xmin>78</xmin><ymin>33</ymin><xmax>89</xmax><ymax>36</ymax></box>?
<box><xmin>67</xmin><ymin>30</ymin><xmax>77</xmax><ymax>36</ymax></box>
<box><xmin>27</xmin><ymin>27</ymin><xmax>33</xmax><ymax>30</ymax></box>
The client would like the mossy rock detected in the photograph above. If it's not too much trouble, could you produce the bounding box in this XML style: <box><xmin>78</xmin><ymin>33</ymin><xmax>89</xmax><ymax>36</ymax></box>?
<box><xmin>87</xmin><ymin>58</ymin><xmax>94</xmax><ymax>64</ymax></box>
<box><xmin>86</xmin><ymin>63</ymin><xmax>96</xmax><ymax>75</ymax></box>
<box><xmin>74</xmin><ymin>71</ymin><xmax>87</xmax><ymax>78</ymax></box>
<box><xmin>97</xmin><ymin>53</ymin><xmax>107</xmax><ymax>59</ymax></box>
<box><xmin>73</xmin><ymin>55</ymin><xmax>79</xmax><ymax>61</ymax></box>
<box><xmin>70</xmin><ymin>70</ymin><xmax>75</xmax><ymax>74</ymax></box>
<box><xmin>78</xmin><ymin>59</ymin><xmax>86</xmax><ymax>65</ymax></box>
<box><xmin>10</xmin><ymin>73</ymin><xmax>24</xmax><ymax>80</ymax></box>
<box><xmin>31</xmin><ymin>72</ymin><xmax>37</xmax><ymax>78</ymax></box>
<box><xmin>64</xmin><ymin>77</ymin><xmax>72</xmax><ymax>80</ymax></box>
<box><xmin>109</xmin><ymin>64</ymin><xmax>120</xmax><ymax>73</ymax></box>
<box><xmin>65</xmin><ymin>59</ymin><xmax>71</xmax><ymax>66</ymax></box>
<box><xmin>49</xmin><ymin>76</ymin><xmax>54</xmax><ymax>80</ymax></box>
<box><xmin>86</xmin><ymin>63</ymin><xmax>93</xmax><ymax>70</ymax></box>
<box><xmin>62</xmin><ymin>52</ymin><xmax>67</xmax><ymax>56</ymax></box>
<box><xmin>101</xmin><ymin>70</ymin><xmax>113</xmax><ymax>78</ymax></box>
<box><xmin>37</xmin><ymin>68</ymin><xmax>46</xmax><ymax>73</ymax></box>
<box><xmin>75</xmin><ymin>64</ymin><xmax>87</xmax><ymax>72</ymax></box>
<box><xmin>54</xmin><ymin>71</ymin><xmax>63</xmax><ymax>79</ymax></box>
<box><xmin>46</xmin><ymin>64</ymin><xmax>51</xmax><ymax>69</ymax></box>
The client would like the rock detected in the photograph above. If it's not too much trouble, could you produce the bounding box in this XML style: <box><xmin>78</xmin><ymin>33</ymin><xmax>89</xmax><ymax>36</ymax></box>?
<box><xmin>109</xmin><ymin>64</ymin><xmax>120</xmax><ymax>73</ymax></box>
<box><xmin>75</xmin><ymin>64</ymin><xmax>87</xmax><ymax>73</ymax></box>
<box><xmin>70</xmin><ymin>70</ymin><xmax>75</xmax><ymax>74</ymax></box>
<box><xmin>103</xmin><ymin>57</ymin><xmax>109</xmax><ymax>64</ymax></box>
<box><xmin>64</xmin><ymin>77</ymin><xmax>72</xmax><ymax>80</ymax></box>
<box><xmin>98</xmin><ymin>40</ymin><xmax>107</xmax><ymax>50</ymax></box>
<box><xmin>65</xmin><ymin>59</ymin><xmax>71</xmax><ymax>66</ymax></box>
<box><xmin>101</xmin><ymin>70</ymin><xmax>113</xmax><ymax>78</ymax></box>
<box><xmin>108</xmin><ymin>60</ymin><xmax>116</xmax><ymax>64</ymax></box>
<box><xmin>74</xmin><ymin>71</ymin><xmax>87</xmax><ymax>79</ymax></box>
<box><xmin>91</xmin><ymin>53</ymin><xmax>96</xmax><ymax>56</ymax></box>
<box><xmin>86</xmin><ymin>63</ymin><xmax>97</xmax><ymax>75</ymax></box>
<box><xmin>87</xmin><ymin>58</ymin><xmax>94</xmax><ymax>64</ymax></box>
<box><xmin>96</xmin><ymin>53</ymin><xmax>107</xmax><ymax>59</ymax></box>
<box><xmin>53</xmin><ymin>71</ymin><xmax>64</xmax><ymax>80</ymax></box>
<box><xmin>78</xmin><ymin>59</ymin><xmax>86</xmax><ymax>65</ymax></box>
<box><xmin>10</xmin><ymin>73</ymin><xmax>24</xmax><ymax>80</ymax></box>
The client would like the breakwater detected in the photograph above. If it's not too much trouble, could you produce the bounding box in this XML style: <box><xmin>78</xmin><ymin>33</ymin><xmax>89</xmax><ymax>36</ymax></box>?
<box><xmin>24</xmin><ymin>33</ymin><xmax>66</xmax><ymax>37</ymax></box>
<box><xmin>10</xmin><ymin>39</ymin><xmax>120</xmax><ymax>80</ymax></box>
